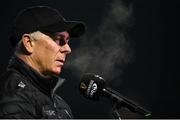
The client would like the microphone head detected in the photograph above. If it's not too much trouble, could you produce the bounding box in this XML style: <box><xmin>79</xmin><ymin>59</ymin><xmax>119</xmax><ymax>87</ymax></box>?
<box><xmin>79</xmin><ymin>73</ymin><xmax>106</xmax><ymax>100</ymax></box>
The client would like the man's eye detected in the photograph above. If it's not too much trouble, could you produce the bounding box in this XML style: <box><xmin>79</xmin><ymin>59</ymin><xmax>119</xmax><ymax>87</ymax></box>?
<box><xmin>54</xmin><ymin>38</ymin><xmax>67</xmax><ymax>46</ymax></box>
<box><xmin>54</xmin><ymin>39</ymin><xmax>60</xmax><ymax>45</ymax></box>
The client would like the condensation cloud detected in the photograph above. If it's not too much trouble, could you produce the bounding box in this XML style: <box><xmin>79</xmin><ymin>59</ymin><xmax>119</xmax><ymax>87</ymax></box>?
<box><xmin>65</xmin><ymin>0</ymin><xmax>134</xmax><ymax>83</ymax></box>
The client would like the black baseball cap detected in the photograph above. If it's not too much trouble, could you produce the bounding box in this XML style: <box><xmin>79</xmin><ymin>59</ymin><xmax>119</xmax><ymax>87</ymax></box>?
<box><xmin>9</xmin><ymin>6</ymin><xmax>86</xmax><ymax>47</ymax></box>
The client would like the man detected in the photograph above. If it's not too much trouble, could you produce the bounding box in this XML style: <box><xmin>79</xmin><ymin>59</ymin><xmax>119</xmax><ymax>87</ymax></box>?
<box><xmin>0</xmin><ymin>6</ymin><xmax>85</xmax><ymax>118</ymax></box>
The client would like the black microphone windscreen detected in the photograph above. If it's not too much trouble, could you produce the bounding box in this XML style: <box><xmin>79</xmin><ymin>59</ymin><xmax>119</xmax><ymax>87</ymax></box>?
<box><xmin>79</xmin><ymin>73</ymin><xmax>106</xmax><ymax>100</ymax></box>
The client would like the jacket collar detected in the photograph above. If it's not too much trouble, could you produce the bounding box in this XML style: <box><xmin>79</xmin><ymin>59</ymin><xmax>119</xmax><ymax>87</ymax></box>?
<box><xmin>7</xmin><ymin>55</ymin><xmax>65</xmax><ymax>96</ymax></box>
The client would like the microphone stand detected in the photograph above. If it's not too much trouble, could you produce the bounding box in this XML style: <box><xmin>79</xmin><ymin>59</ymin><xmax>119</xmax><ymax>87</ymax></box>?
<box><xmin>112</xmin><ymin>102</ymin><xmax>122</xmax><ymax>120</ymax></box>
<box><xmin>103</xmin><ymin>88</ymin><xmax>152</xmax><ymax>119</ymax></box>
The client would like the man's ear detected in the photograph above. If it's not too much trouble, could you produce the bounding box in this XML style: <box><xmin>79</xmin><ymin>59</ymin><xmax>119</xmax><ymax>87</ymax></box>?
<box><xmin>21</xmin><ymin>34</ymin><xmax>34</xmax><ymax>54</ymax></box>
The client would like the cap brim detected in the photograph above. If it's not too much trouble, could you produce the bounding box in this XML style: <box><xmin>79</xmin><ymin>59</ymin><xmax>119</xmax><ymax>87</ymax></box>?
<box><xmin>41</xmin><ymin>21</ymin><xmax>86</xmax><ymax>38</ymax></box>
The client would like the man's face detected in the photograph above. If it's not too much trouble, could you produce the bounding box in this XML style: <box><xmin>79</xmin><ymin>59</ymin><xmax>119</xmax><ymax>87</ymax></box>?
<box><xmin>31</xmin><ymin>31</ymin><xmax>71</xmax><ymax>76</ymax></box>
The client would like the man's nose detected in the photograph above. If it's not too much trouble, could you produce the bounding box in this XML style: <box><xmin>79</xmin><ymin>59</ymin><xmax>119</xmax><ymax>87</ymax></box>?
<box><xmin>60</xmin><ymin>43</ymin><xmax>71</xmax><ymax>54</ymax></box>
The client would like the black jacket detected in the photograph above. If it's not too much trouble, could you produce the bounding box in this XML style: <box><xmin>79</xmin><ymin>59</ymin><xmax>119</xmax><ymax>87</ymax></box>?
<box><xmin>0</xmin><ymin>55</ymin><xmax>73</xmax><ymax>118</ymax></box>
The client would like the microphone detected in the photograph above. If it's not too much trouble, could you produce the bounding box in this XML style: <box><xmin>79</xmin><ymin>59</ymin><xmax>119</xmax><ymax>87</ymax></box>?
<box><xmin>79</xmin><ymin>73</ymin><xmax>151</xmax><ymax>117</ymax></box>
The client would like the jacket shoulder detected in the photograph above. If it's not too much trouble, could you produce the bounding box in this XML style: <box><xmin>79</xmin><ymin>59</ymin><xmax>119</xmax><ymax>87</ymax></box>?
<box><xmin>0</xmin><ymin>71</ymin><xmax>38</xmax><ymax>118</ymax></box>
<box><xmin>0</xmin><ymin>70</ymin><xmax>35</xmax><ymax>92</ymax></box>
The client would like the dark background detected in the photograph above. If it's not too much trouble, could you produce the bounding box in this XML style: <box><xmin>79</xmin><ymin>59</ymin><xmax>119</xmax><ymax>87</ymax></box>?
<box><xmin>0</xmin><ymin>0</ymin><xmax>178</xmax><ymax>118</ymax></box>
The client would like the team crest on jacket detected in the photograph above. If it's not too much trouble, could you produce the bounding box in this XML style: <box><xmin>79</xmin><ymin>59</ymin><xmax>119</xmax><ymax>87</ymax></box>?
<box><xmin>18</xmin><ymin>81</ymin><xmax>26</xmax><ymax>88</ymax></box>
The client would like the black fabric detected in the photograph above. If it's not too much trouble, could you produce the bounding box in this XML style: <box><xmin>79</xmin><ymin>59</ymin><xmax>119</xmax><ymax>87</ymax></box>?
<box><xmin>9</xmin><ymin>6</ymin><xmax>86</xmax><ymax>47</ymax></box>
<box><xmin>0</xmin><ymin>55</ymin><xmax>73</xmax><ymax>118</ymax></box>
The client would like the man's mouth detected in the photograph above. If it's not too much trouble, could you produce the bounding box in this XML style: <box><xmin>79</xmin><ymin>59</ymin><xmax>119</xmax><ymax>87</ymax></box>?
<box><xmin>56</xmin><ymin>59</ymin><xmax>65</xmax><ymax>66</ymax></box>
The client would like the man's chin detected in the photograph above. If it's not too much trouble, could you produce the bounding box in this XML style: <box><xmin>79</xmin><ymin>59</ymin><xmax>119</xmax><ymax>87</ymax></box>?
<box><xmin>53</xmin><ymin>68</ymin><xmax>61</xmax><ymax>75</ymax></box>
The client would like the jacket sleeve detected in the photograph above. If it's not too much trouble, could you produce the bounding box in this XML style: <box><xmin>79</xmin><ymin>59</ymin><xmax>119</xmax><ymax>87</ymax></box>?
<box><xmin>0</xmin><ymin>92</ymin><xmax>37</xmax><ymax>118</ymax></box>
